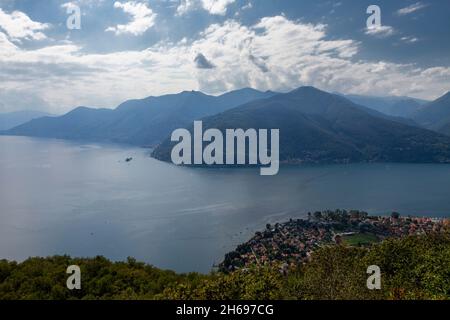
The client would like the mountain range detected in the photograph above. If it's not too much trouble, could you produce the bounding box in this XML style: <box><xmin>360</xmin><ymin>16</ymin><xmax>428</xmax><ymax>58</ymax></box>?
<box><xmin>4</xmin><ymin>88</ymin><xmax>276</xmax><ymax>146</ymax></box>
<box><xmin>0</xmin><ymin>110</ymin><xmax>54</xmax><ymax>131</ymax></box>
<box><xmin>152</xmin><ymin>87</ymin><xmax>450</xmax><ymax>164</ymax></box>
<box><xmin>3</xmin><ymin>86</ymin><xmax>450</xmax><ymax>165</ymax></box>
<box><xmin>343</xmin><ymin>94</ymin><xmax>428</xmax><ymax>118</ymax></box>
<box><xmin>412</xmin><ymin>92</ymin><xmax>450</xmax><ymax>136</ymax></box>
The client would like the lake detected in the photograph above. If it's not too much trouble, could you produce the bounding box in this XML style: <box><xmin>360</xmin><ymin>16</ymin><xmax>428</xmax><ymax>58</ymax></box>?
<box><xmin>1</xmin><ymin>135</ymin><xmax>450</xmax><ymax>273</ymax></box>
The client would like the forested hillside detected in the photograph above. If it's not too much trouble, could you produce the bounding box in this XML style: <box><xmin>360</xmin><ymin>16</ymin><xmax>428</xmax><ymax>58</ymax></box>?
<box><xmin>1</xmin><ymin>232</ymin><xmax>448</xmax><ymax>300</ymax></box>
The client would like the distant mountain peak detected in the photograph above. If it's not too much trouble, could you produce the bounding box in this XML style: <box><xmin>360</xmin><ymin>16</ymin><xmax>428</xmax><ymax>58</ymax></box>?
<box><xmin>439</xmin><ymin>91</ymin><xmax>450</xmax><ymax>101</ymax></box>
<box><xmin>152</xmin><ymin>85</ymin><xmax>450</xmax><ymax>165</ymax></box>
<box><xmin>179</xmin><ymin>90</ymin><xmax>205</xmax><ymax>96</ymax></box>
<box><xmin>289</xmin><ymin>86</ymin><xmax>328</xmax><ymax>96</ymax></box>
<box><xmin>0</xmin><ymin>110</ymin><xmax>54</xmax><ymax>131</ymax></box>
<box><xmin>6</xmin><ymin>87</ymin><xmax>279</xmax><ymax>146</ymax></box>
<box><xmin>219</xmin><ymin>87</ymin><xmax>263</xmax><ymax>96</ymax></box>
<box><xmin>292</xmin><ymin>85</ymin><xmax>321</xmax><ymax>92</ymax></box>
<box><xmin>69</xmin><ymin>106</ymin><xmax>91</xmax><ymax>113</ymax></box>
<box><xmin>412</xmin><ymin>90</ymin><xmax>450</xmax><ymax>134</ymax></box>
<box><xmin>427</xmin><ymin>91</ymin><xmax>450</xmax><ymax>106</ymax></box>
<box><xmin>233</xmin><ymin>87</ymin><xmax>258</xmax><ymax>92</ymax></box>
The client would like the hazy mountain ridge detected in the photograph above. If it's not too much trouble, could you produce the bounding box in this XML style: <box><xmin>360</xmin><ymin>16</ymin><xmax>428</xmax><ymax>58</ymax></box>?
<box><xmin>344</xmin><ymin>92</ymin><xmax>450</xmax><ymax>137</ymax></box>
<box><xmin>0</xmin><ymin>110</ymin><xmax>54</xmax><ymax>131</ymax></box>
<box><xmin>344</xmin><ymin>94</ymin><xmax>428</xmax><ymax>118</ymax></box>
<box><xmin>153</xmin><ymin>87</ymin><xmax>450</xmax><ymax>164</ymax></box>
<box><xmin>412</xmin><ymin>92</ymin><xmax>450</xmax><ymax>135</ymax></box>
<box><xmin>4</xmin><ymin>87</ymin><xmax>450</xmax><ymax>165</ymax></box>
<box><xmin>5</xmin><ymin>88</ymin><xmax>277</xmax><ymax>146</ymax></box>
<box><xmin>439</xmin><ymin>123</ymin><xmax>450</xmax><ymax>136</ymax></box>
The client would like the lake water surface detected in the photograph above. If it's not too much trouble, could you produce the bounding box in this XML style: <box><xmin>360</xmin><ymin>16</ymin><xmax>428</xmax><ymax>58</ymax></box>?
<box><xmin>1</xmin><ymin>136</ymin><xmax>450</xmax><ymax>273</ymax></box>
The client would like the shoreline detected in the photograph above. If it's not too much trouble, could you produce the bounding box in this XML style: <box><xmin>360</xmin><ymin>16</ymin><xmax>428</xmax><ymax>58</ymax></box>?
<box><xmin>1</xmin><ymin>210</ymin><xmax>448</xmax><ymax>275</ymax></box>
<box><xmin>219</xmin><ymin>210</ymin><xmax>450</xmax><ymax>272</ymax></box>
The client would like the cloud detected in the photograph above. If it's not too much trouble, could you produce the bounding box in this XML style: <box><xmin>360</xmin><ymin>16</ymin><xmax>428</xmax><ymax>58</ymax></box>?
<box><xmin>0</xmin><ymin>87</ymin><xmax>53</xmax><ymax>113</ymax></box>
<box><xmin>194</xmin><ymin>53</ymin><xmax>215</xmax><ymax>69</ymax></box>
<box><xmin>0</xmin><ymin>30</ymin><xmax>17</xmax><ymax>53</ymax></box>
<box><xmin>365</xmin><ymin>25</ymin><xmax>395</xmax><ymax>38</ymax></box>
<box><xmin>248</xmin><ymin>54</ymin><xmax>269</xmax><ymax>73</ymax></box>
<box><xmin>0</xmin><ymin>8</ymin><xmax>50</xmax><ymax>41</ymax></box>
<box><xmin>177</xmin><ymin>0</ymin><xmax>235</xmax><ymax>16</ymax></box>
<box><xmin>1</xmin><ymin>15</ymin><xmax>450</xmax><ymax>114</ymax></box>
<box><xmin>176</xmin><ymin>0</ymin><xmax>196</xmax><ymax>15</ymax></box>
<box><xmin>62</xmin><ymin>0</ymin><xmax>106</xmax><ymax>8</ymax></box>
<box><xmin>106</xmin><ymin>1</ymin><xmax>156</xmax><ymax>36</ymax></box>
<box><xmin>241</xmin><ymin>2</ymin><xmax>252</xmax><ymax>11</ymax></box>
<box><xmin>401</xmin><ymin>36</ymin><xmax>419</xmax><ymax>43</ymax></box>
<box><xmin>174</xmin><ymin>16</ymin><xmax>449</xmax><ymax>99</ymax></box>
<box><xmin>190</xmin><ymin>17</ymin><xmax>361</xmax><ymax>92</ymax></box>
<box><xmin>202</xmin><ymin>0</ymin><xmax>235</xmax><ymax>15</ymax></box>
<box><xmin>397</xmin><ymin>2</ymin><xmax>428</xmax><ymax>16</ymax></box>
<box><xmin>61</xmin><ymin>2</ymin><xmax>79</xmax><ymax>11</ymax></box>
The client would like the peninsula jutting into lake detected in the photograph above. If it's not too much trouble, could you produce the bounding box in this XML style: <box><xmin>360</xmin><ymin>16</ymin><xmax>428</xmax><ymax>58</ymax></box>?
<box><xmin>220</xmin><ymin>210</ymin><xmax>450</xmax><ymax>272</ymax></box>
<box><xmin>0</xmin><ymin>209</ymin><xmax>449</xmax><ymax>300</ymax></box>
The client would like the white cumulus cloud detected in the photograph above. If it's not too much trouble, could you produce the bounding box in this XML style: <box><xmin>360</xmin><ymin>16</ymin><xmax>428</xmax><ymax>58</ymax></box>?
<box><xmin>106</xmin><ymin>1</ymin><xmax>157</xmax><ymax>36</ymax></box>
<box><xmin>177</xmin><ymin>0</ymin><xmax>235</xmax><ymax>16</ymax></box>
<box><xmin>0</xmin><ymin>8</ymin><xmax>50</xmax><ymax>41</ymax></box>
<box><xmin>1</xmin><ymin>15</ymin><xmax>450</xmax><ymax>113</ymax></box>
<box><xmin>365</xmin><ymin>25</ymin><xmax>395</xmax><ymax>38</ymax></box>
<box><xmin>202</xmin><ymin>0</ymin><xmax>235</xmax><ymax>15</ymax></box>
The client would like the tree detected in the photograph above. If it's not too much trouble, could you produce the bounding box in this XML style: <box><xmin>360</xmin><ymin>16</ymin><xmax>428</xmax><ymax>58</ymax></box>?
<box><xmin>391</xmin><ymin>212</ymin><xmax>400</xmax><ymax>219</ymax></box>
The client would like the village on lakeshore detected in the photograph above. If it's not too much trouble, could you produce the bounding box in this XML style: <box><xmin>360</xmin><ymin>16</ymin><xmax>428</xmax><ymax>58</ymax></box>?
<box><xmin>220</xmin><ymin>210</ymin><xmax>450</xmax><ymax>272</ymax></box>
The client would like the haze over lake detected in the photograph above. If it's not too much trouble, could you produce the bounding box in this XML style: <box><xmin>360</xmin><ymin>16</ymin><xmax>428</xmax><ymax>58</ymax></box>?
<box><xmin>1</xmin><ymin>136</ymin><xmax>450</xmax><ymax>273</ymax></box>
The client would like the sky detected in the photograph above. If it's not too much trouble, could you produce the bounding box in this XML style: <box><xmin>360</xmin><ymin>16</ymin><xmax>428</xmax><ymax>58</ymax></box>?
<box><xmin>0</xmin><ymin>0</ymin><xmax>450</xmax><ymax>114</ymax></box>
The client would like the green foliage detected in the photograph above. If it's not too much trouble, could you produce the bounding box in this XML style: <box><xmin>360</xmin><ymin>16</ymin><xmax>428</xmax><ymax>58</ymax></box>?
<box><xmin>284</xmin><ymin>231</ymin><xmax>450</xmax><ymax>300</ymax></box>
<box><xmin>282</xmin><ymin>246</ymin><xmax>380</xmax><ymax>300</ymax></box>
<box><xmin>160</xmin><ymin>266</ymin><xmax>284</xmax><ymax>300</ymax></box>
<box><xmin>0</xmin><ymin>232</ymin><xmax>449</xmax><ymax>300</ymax></box>
<box><xmin>0</xmin><ymin>255</ymin><xmax>205</xmax><ymax>300</ymax></box>
<box><xmin>342</xmin><ymin>233</ymin><xmax>379</xmax><ymax>246</ymax></box>
<box><xmin>364</xmin><ymin>233</ymin><xmax>450</xmax><ymax>299</ymax></box>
